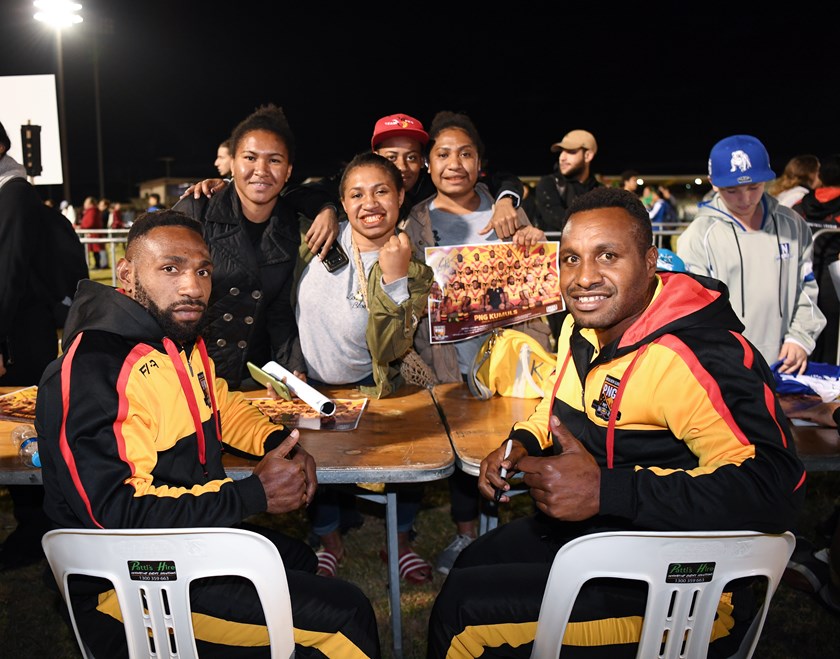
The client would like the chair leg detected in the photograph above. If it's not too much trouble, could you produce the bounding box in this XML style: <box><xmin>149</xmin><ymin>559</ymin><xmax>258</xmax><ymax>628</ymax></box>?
<box><xmin>725</xmin><ymin>610</ymin><xmax>765</xmax><ymax>659</ymax></box>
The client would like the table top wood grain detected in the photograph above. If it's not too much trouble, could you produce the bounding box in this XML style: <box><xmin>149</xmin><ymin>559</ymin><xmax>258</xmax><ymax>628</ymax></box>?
<box><xmin>431</xmin><ymin>382</ymin><xmax>540</xmax><ymax>476</ymax></box>
<box><xmin>431</xmin><ymin>382</ymin><xmax>840</xmax><ymax>475</ymax></box>
<box><xmin>3</xmin><ymin>384</ymin><xmax>839</xmax><ymax>484</ymax></box>
<box><xmin>0</xmin><ymin>384</ymin><xmax>455</xmax><ymax>485</ymax></box>
<box><xmin>225</xmin><ymin>385</ymin><xmax>454</xmax><ymax>484</ymax></box>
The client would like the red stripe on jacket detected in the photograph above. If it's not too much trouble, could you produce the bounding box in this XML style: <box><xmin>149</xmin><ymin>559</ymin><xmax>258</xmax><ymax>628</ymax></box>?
<box><xmin>656</xmin><ymin>334</ymin><xmax>788</xmax><ymax>449</ymax></box>
<box><xmin>59</xmin><ymin>335</ymin><xmax>153</xmax><ymax>528</ymax></box>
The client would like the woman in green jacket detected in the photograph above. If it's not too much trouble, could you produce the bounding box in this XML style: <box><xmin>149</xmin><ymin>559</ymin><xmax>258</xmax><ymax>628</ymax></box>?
<box><xmin>295</xmin><ymin>152</ymin><xmax>435</xmax><ymax>584</ymax></box>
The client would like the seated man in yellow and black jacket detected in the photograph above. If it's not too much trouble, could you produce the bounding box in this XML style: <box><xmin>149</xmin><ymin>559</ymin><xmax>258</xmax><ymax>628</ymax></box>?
<box><xmin>36</xmin><ymin>210</ymin><xmax>381</xmax><ymax>658</ymax></box>
<box><xmin>427</xmin><ymin>187</ymin><xmax>806</xmax><ymax>658</ymax></box>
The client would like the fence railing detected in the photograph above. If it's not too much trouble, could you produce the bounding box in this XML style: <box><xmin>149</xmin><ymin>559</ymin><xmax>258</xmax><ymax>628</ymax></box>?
<box><xmin>78</xmin><ymin>223</ymin><xmax>840</xmax><ymax>362</ymax></box>
<box><xmin>75</xmin><ymin>228</ymin><xmax>129</xmax><ymax>287</ymax></box>
<box><xmin>80</xmin><ymin>225</ymin><xmax>696</xmax><ymax>276</ymax></box>
<box><xmin>544</xmin><ymin>223</ymin><xmax>692</xmax><ymax>248</ymax></box>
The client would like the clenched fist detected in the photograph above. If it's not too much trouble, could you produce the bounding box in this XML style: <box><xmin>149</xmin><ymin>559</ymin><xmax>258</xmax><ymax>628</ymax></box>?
<box><xmin>379</xmin><ymin>231</ymin><xmax>412</xmax><ymax>284</ymax></box>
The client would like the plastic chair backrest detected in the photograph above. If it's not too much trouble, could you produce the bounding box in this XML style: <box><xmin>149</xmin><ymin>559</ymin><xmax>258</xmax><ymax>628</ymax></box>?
<box><xmin>42</xmin><ymin>527</ymin><xmax>295</xmax><ymax>659</ymax></box>
<box><xmin>530</xmin><ymin>530</ymin><xmax>795</xmax><ymax>659</ymax></box>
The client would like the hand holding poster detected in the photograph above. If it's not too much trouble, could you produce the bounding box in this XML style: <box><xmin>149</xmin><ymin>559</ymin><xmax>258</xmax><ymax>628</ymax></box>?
<box><xmin>425</xmin><ymin>241</ymin><xmax>563</xmax><ymax>343</ymax></box>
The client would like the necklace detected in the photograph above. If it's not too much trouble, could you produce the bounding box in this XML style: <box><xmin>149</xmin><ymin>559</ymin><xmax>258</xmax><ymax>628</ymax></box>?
<box><xmin>351</xmin><ymin>234</ymin><xmax>370</xmax><ymax>309</ymax></box>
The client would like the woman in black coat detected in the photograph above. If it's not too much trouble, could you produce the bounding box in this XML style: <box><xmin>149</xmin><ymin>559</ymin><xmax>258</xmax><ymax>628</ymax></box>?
<box><xmin>174</xmin><ymin>104</ymin><xmax>306</xmax><ymax>387</ymax></box>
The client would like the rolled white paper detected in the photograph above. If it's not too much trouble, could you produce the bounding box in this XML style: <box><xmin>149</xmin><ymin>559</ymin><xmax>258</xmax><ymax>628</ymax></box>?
<box><xmin>260</xmin><ymin>361</ymin><xmax>336</xmax><ymax>416</ymax></box>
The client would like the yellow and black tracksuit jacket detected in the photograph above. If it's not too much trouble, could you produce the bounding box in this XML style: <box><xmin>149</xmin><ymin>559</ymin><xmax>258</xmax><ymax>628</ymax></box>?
<box><xmin>429</xmin><ymin>271</ymin><xmax>806</xmax><ymax>658</ymax></box>
<box><xmin>512</xmin><ymin>271</ymin><xmax>805</xmax><ymax>531</ymax></box>
<box><xmin>36</xmin><ymin>279</ymin><xmax>380</xmax><ymax>659</ymax></box>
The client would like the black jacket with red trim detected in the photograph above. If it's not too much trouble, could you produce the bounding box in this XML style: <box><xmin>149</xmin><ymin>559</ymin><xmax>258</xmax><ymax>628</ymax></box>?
<box><xmin>35</xmin><ymin>279</ymin><xmax>290</xmax><ymax>531</ymax></box>
<box><xmin>511</xmin><ymin>271</ymin><xmax>806</xmax><ymax>533</ymax></box>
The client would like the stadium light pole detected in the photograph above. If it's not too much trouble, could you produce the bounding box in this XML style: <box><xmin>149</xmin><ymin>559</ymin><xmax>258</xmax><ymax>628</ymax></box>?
<box><xmin>89</xmin><ymin>14</ymin><xmax>114</xmax><ymax>200</ymax></box>
<box><xmin>34</xmin><ymin>0</ymin><xmax>83</xmax><ymax>205</ymax></box>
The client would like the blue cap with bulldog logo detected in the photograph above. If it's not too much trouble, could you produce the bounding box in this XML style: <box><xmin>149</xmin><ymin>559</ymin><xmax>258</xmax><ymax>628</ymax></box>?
<box><xmin>708</xmin><ymin>134</ymin><xmax>775</xmax><ymax>188</ymax></box>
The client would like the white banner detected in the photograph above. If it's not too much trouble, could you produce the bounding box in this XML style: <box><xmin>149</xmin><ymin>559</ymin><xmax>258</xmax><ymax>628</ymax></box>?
<box><xmin>0</xmin><ymin>74</ymin><xmax>62</xmax><ymax>186</ymax></box>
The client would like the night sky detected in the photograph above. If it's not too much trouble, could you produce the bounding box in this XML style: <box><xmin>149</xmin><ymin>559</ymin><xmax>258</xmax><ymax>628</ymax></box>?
<box><xmin>1</xmin><ymin>1</ymin><xmax>838</xmax><ymax>205</ymax></box>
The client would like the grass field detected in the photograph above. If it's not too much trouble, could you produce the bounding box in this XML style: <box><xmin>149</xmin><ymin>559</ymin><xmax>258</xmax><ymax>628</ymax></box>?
<box><xmin>1</xmin><ymin>471</ymin><xmax>838</xmax><ymax>658</ymax></box>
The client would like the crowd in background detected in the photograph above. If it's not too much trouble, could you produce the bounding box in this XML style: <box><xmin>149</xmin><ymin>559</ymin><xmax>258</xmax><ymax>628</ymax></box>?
<box><xmin>3</xmin><ymin>108</ymin><xmax>840</xmax><ymax>658</ymax></box>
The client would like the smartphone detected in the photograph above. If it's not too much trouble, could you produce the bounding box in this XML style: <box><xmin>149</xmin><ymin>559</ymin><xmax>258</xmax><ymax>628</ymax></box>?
<box><xmin>246</xmin><ymin>362</ymin><xmax>292</xmax><ymax>400</ymax></box>
<box><xmin>321</xmin><ymin>241</ymin><xmax>350</xmax><ymax>272</ymax></box>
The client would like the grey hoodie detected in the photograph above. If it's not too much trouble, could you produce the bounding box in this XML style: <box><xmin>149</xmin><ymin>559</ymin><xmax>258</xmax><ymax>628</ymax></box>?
<box><xmin>676</xmin><ymin>191</ymin><xmax>826</xmax><ymax>365</ymax></box>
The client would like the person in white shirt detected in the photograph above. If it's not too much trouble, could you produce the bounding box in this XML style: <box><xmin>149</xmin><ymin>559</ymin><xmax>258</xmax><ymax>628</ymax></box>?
<box><xmin>769</xmin><ymin>154</ymin><xmax>820</xmax><ymax>208</ymax></box>
<box><xmin>59</xmin><ymin>199</ymin><xmax>76</xmax><ymax>223</ymax></box>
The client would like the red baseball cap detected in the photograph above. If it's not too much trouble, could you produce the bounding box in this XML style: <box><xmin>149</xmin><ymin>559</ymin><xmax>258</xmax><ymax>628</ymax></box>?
<box><xmin>371</xmin><ymin>114</ymin><xmax>429</xmax><ymax>150</ymax></box>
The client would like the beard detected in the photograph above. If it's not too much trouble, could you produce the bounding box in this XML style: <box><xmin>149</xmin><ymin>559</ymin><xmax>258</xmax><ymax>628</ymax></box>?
<box><xmin>134</xmin><ymin>279</ymin><xmax>206</xmax><ymax>344</ymax></box>
<box><xmin>561</xmin><ymin>160</ymin><xmax>585</xmax><ymax>179</ymax></box>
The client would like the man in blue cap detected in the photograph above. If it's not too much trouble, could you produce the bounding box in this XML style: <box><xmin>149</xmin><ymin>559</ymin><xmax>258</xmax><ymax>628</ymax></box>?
<box><xmin>677</xmin><ymin>134</ymin><xmax>826</xmax><ymax>374</ymax></box>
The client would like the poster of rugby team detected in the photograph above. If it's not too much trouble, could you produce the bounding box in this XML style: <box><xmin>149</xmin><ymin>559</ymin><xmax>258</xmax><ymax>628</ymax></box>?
<box><xmin>425</xmin><ymin>242</ymin><xmax>563</xmax><ymax>343</ymax></box>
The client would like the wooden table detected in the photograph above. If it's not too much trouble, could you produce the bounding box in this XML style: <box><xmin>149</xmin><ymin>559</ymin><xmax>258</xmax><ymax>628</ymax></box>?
<box><xmin>431</xmin><ymin>382</ymin><xmax>539</xmax><ymax>477</ymax></box>
<box><xmin>225</xmin><ymin>385</ymin><xmax>453</xmax><ymax>485</ymax></box>
<box><xmin>6</xmin><ymin>382</ymin><xmax>838</xmax><ymax>655</ymax></box>
<box><xmin>431</xmin><ymin>382</ymin><xmax>539</xmax><ymax>533</ymax></box>
<box><xmin>778</xmin><ymin>394</ymin><xmax>840</xmax><ymax>472</ymax></box>
<box><xmin>433</xmin><ymin>383</ymin><xmax>840</xmax><ymax>472</ymax></box>
<box><xmin>8</xmin><ymin>384</ymin><xmax>840</xmax><ymax>480</ymax></box>
<box><xmin>230</xmin><ymin>385</ymin><xmax>453</xmax><ymax>659</ymax></box>
<box><xmin>787</xmin><ymin>422</ymin><xmax>840</xmax><ymax>472</ymax></box>
<box><xmin>0</xmin><ymin>384</ymin><xmax>40</xmax><ymax>484</ymax></box>
<box><xmin>0</xmin><ymin>384</ymin><xmax>453</xmax><ymax>659</ymax></box>
<box><xmin>431</xmin><ymin>383</ymin><xmax>840</xmax><ymax>535</ymax></box>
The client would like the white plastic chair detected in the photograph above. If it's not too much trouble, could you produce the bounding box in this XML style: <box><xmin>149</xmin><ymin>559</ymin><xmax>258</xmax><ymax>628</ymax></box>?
<box><xmin>530</xmin><ymin>530</ymin><xmax>795</xmax><ymax>659</ymax></box>
<box><xmin>42</xmin><ymin>527</ymin><xmax>295</xmax><ymax>659</ymax></box>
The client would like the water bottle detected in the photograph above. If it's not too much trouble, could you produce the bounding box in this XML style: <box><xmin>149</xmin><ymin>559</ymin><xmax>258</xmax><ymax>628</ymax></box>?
<box><xmin>11</xmin><ymin>424</ymin><xmax>41</xmax><ymax>468</ymax></box>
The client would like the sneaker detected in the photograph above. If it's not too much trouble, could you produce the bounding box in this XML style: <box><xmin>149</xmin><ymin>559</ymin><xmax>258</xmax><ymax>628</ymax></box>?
<box><xmin>783</xmin><ymin>537</ymin><xmax>830</xmax><ymax>594</ymax></box>
<box><xmin>436</xmin><ymin>534</ymin><xmax>473</xmax><ymax>575</ymax></box>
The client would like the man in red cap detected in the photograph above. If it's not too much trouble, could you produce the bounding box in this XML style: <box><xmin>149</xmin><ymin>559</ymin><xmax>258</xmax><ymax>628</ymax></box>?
<box><xmin>370</xmin><ymin>113</ymin><xmax>429</xmax><ymax>195</ymax></box>
<box><xmin>371</xmin><ymin>113</ymin><xmax>525</xmax><ymax>231</ymax></box>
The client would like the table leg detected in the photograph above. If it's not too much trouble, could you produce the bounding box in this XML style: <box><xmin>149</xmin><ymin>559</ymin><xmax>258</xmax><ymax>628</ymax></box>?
<box><xmin>386</xmin><ymin>490</ymin><xmax>402</xmax><ymax>659</ymax></box>
<box><xmin>355</xmin><ymin>489</ymin><xmax>403</xmax><ymax>658</ymax></box>
<box><xmin>479</xmin><ymin>501</ymin><xmax>498</xmax><ymax>535</ymax></box>
<box><xmin>479</xmin><ymin>483</ymin><xmax>528</xmax><ymax>535</ymax></box>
